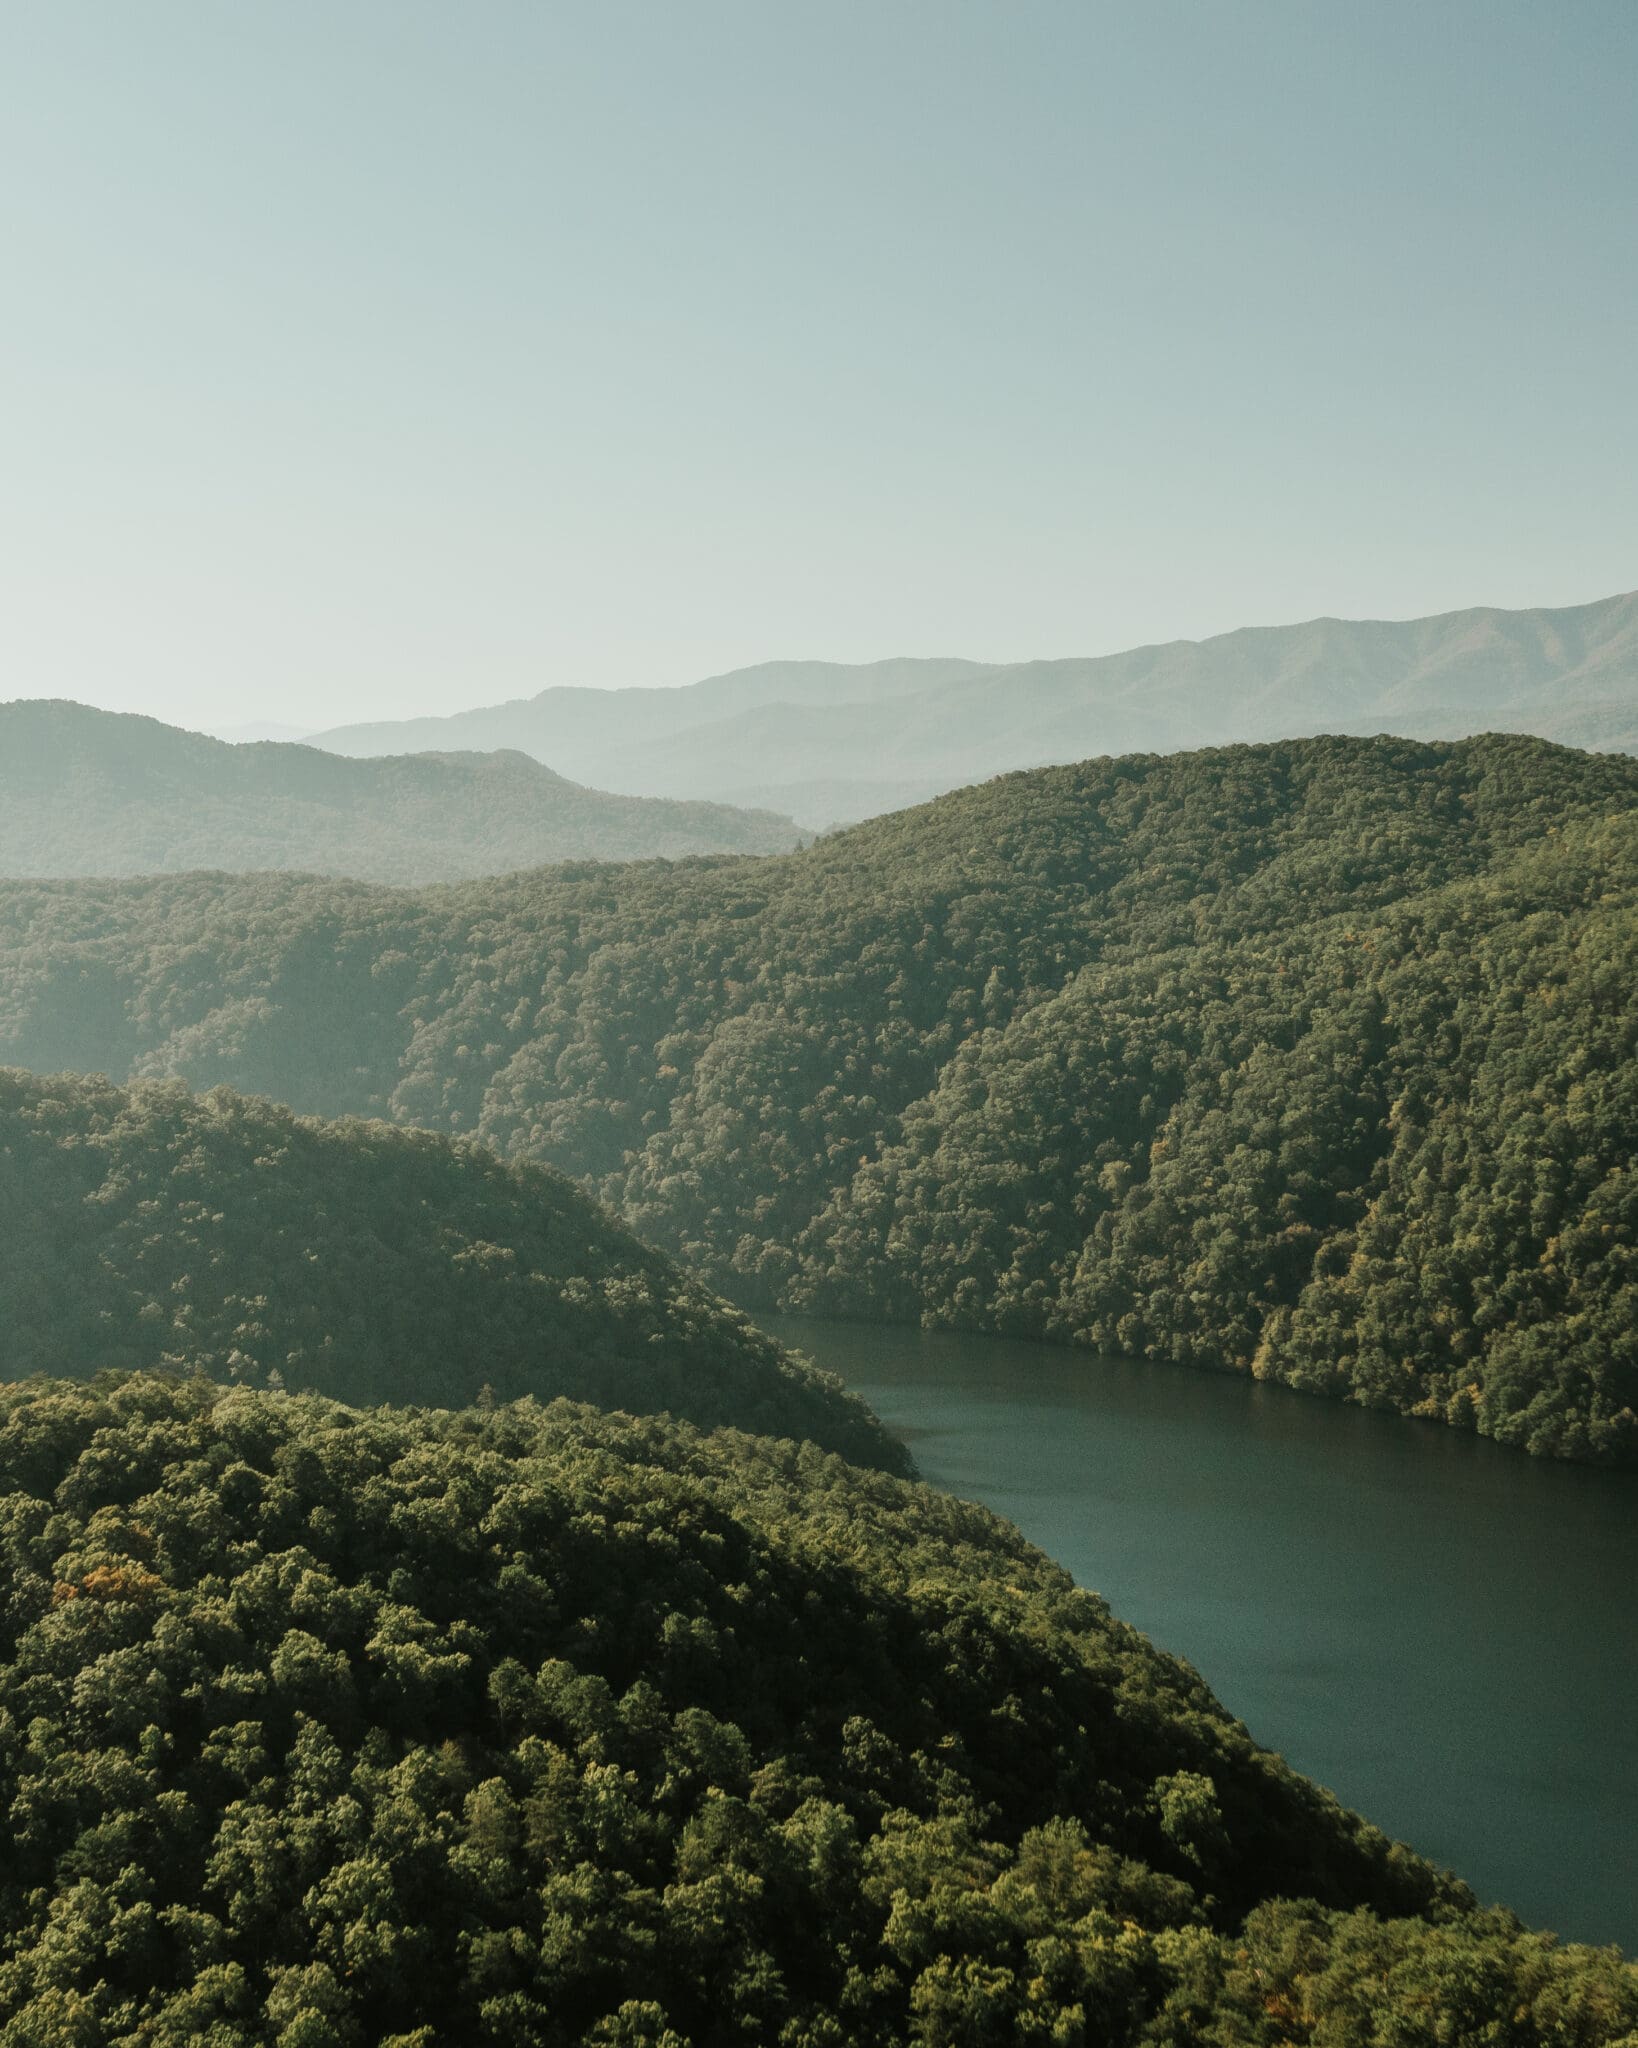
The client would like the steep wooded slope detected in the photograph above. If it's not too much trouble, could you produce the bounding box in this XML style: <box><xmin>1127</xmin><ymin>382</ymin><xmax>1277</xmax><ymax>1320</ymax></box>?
<box><xmin>0</xmin><ymin>1069</ymin><xmax>898</xmax><ymax>1469</ymax></box>
<box><xmin>2</xmin><ymin>735</ymin><xmax>1634</xmax><ymax>1460</ymax></box>
<box><xmin>2</xmin><ymin>1375</ymin><xmax>1633</xmax><ymax>2044</ymax></box>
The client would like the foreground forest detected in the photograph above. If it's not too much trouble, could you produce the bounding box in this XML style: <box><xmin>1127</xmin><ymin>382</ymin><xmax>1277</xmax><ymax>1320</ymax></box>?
<box><xmin>3</xmin><ymin>734</ymin><xmax>1634</xmax><ymax>1461</ymax></box>
<box><xmin>0</xmin><ymin>1070</ymin><xmax>896</xmax><ymax>1472</ymax></box>
<box><xmin>2</xmin><ymin>1373</ymin><xmax>1635</xmax><ymax>2046</ymax></box>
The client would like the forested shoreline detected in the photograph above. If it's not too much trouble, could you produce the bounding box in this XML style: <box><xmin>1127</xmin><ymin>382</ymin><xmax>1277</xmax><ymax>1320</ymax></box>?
<box><xmin>9</xmin><ymin>10</ymin><xmax>1635</xmax><ymax>2037</ymax></box>
<box><xmin>0</xmin><ymin>1069</ymin><xmax>899</xmax><ymax>1472</ymax></box>
<box><xmin>3</xmin><ymin>734</ymin><xmax>1634</xmax><ymax>1460</ymax></box>
<box><xmin>2</xmin><ymin>740</ymin><xmax>1636</xmax><ymax>2038</ymax></box>
<box><xmin>3</xmin><ymin>1373</ymin><xmax>1635</xmax><ymax>2045</ymax></box>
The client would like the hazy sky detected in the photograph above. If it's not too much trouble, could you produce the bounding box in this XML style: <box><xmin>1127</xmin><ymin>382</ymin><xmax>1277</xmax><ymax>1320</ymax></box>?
<box><xmin>4</xmin><ymin>3</ymin><xmax>1636</xmax><ymax>731</ymax></box>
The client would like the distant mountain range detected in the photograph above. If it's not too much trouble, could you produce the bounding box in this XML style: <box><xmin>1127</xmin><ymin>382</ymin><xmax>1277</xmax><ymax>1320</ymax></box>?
<box><xmin>308</xmin><ymin>591</ymin><xmax>1638</xmax><ymax>827</ymax></box>
<box><xmin>0</xmin><ymin>700</ymin><xmax>802</xmax><ymax>882</ymax></box>
<box><xmin>205</xmin><ymin>718</ymin><xmax>307</xmax><ymax>744</ymax></box>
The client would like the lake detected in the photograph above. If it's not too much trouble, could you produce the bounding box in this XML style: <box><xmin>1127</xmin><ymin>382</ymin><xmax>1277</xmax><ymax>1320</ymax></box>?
<box><xmin>765</xmin><ymin>1315</ymin><xmax>1638</xmax><ymax>1951</ymax></box>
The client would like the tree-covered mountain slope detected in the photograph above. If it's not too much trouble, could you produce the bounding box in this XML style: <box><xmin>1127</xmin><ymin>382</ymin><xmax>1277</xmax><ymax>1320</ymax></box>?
<box><xmin>0</xmin><ymin>699</ymin><xmax>802</xmax><ymax>881</ymax></box>
<box><xmin>308</xmin><ymin>590</ymin><xmax>1638</xmax><ymax>827</ymax></box>
<box><xmin>2</xmin><ymin>734</ymin><xmax>1635</xmax><ymax>1460</ymax></box>
<box><xmin>2</xmin><ymin>1373</ymin><xmax>1634</xmax><ymax>2046</ymax></box>
<box><xmin>0</xmin><ymin>1070</ymin><xmax>899</xmax><ymax>1470</ymax></box>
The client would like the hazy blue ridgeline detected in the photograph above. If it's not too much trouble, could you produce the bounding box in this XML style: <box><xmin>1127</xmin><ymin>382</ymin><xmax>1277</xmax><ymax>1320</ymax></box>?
<box><xmin>308</xmin><ymin>590</ymin><xmax>1638</xmax><ymax>828</ymax></box>
<box><xmin>0</xmin><ymin>697</ymin><xmax>802</xmax><ymax>883</ymax></box>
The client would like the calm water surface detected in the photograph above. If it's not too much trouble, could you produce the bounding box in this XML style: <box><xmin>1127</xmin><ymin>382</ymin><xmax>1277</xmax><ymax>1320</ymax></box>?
<box><xmin>765</xmin><ymin>1316</ymin><xmax>1638</xmax><ymax>1950</ymax></box>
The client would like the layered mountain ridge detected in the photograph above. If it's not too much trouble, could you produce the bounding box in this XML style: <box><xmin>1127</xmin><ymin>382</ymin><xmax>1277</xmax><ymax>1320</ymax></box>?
<box><xmin>0</xmin><ymin>699</ymin><xmax>803</xmax><ymax>881</ymax></box>
<box><xmin>4</xmin><ymin>732</ymin><xmax>1633</xmax><ymax>1463</ymax></box>
<box><xmin>308</xmin><ymin>590</ymin><xmax>1638</xmax><ymax>826</ymax></box>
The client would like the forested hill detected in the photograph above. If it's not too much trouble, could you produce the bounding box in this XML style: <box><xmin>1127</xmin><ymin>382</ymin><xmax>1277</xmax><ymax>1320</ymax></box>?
<box><xmin>3</xmin><ymin>1374</ymin><xmax>1635</xmax><ymax>2045</ymax></box>
<box><xmin>0</xmin><ymin>699</ymin><xmax>801</xmax><ymax>880</ymax></box>
<box><xmin>0</xmin><ymin>1069</ymin><xmax>900</xmax><ymax>1470</ymax></box>
<box><xmin>308</xmin><ymin>589</ymin><xmax>1638</xmax><ymax>827</ymax></box>
<box><xmin>3</xmin><ymin>733</ymin><xmax>1635</xmax><ymax>1461</ymax></box>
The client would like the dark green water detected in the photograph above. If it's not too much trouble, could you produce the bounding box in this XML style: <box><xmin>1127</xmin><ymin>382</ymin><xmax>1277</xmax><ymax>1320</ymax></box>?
<box><xmin>765</xmin><ymin>1316</ymin><xmax>1638</xmax><ymax>1950</ymax></box>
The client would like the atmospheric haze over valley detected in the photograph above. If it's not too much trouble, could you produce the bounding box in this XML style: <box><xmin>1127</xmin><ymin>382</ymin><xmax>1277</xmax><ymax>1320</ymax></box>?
<box><xmin>9</xmin><ymin>588</ymin><xmax>1636</xmax><ymax>887</ymax></box>
<box><xmin>3</xmin><ymin>5</ymin><xmax>1637</xmax><ymax>2045</ymax></box>
<box><xmin>305</xmin><ymin>589</ymin><xmax>1638</xmax><ymax>829</ymax></box>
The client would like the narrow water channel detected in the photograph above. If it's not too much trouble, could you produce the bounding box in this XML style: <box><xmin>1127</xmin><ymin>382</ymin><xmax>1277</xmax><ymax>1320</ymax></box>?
<box><xmin>765</xmin><ymin>1315</ymin><xmax>1638</xmax><ymax>1951</ymax></box>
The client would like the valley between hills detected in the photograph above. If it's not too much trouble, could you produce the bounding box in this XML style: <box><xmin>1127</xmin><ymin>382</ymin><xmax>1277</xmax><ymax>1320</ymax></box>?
<box><xmin>7</xmin><ymin>731</ymin><xmax>1633</xmax><ymax>1463</ymax></box>
<box><xmin>2</xmin><ymin>716</ymin><xmax>1636</xmax><ymax>2042</ymax></box>
<box><xmin>11</xmin><ymin>7</ymin><xmax>1638</xmax><ymax>2037</ymax></box>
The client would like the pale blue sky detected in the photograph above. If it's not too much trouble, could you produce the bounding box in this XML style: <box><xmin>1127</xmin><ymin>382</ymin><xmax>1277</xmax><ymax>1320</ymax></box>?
<box><xmin>3</xmin><ymin>2</ymin><xmax>1635</xmax><ymax>730</ymax></box>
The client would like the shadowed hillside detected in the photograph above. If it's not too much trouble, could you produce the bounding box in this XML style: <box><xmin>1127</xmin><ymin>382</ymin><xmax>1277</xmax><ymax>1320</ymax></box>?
<box><xmin>2</xmin><ymin>734</ymin><xmax>1634</xmax><ymax>1461</ymax></box>
<box><xmin>0</xmin><ymin>1067</ymin><xmax>899</xmax><ymax>1469</ymax></box>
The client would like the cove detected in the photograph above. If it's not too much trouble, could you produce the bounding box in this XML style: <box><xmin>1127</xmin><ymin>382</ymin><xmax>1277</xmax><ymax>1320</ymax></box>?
<box><xmin>764</xmin><ymin>1315</ymin><xmax>1638</xmax><ymax>1951</ymax></box>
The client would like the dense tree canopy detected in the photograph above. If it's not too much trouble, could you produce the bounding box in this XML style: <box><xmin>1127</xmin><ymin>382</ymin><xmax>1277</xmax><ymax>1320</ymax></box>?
<box><xmin>3</xmin><ymin>734</ymin><xmax>1635</xmax><ymax>1459</ymax></box>
<box><xmin>0</xmin><ymin>1070</ymin><xmax>899</xmax><ymax>1472</ymax></box>
<box><xmin>2</xmin><ymin>1374</ymin><xmax>1635</xmax><ymax>2046</ymax></box>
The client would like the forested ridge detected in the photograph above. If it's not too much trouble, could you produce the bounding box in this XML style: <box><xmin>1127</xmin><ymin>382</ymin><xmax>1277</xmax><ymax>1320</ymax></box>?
<box><xmin>0</xmin><ymin>1070</ymin><xmax>898</xmax><ymax>1471</ymax></box>
<box><xmin>2</xmin><ymin>1372</ymin><xmax>1635</xmax><ymax>2046</ymax></box>
<box><xmin>4</xmin><ymin>734</ymin><xmax>1635</xmax><ymax>1460</ymax></box>
<box><xmin>0</xmin><ymin>700</ymin><xmax>802</xmax><ymax>882</ymax></box>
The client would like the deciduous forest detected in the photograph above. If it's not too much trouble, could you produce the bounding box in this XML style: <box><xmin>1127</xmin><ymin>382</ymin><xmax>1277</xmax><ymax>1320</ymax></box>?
<box><xmin>3</xmin><ymin>1373</ymin><xmax>1635</xmax><ymax>2046</ymax></box>
<box><xmin>0</xmin><ymin>1070</ymin><xmax>895</xmax><ymax>1470</ymax></box>
<box><xmin>9</xmin><ymin>6</ymin><xmax>1637</xmax><ymax>2037</ymax></box>
<box><xmin>6</xmin><ymin>735</ymin><xmax>1633</xmax><ymax>1459</ymax></box>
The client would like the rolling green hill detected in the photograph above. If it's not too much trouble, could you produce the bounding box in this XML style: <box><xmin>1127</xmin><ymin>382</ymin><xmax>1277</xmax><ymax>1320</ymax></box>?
<box><xmin>309</xmin><ymin>590</ymin><xmax>1638</xmax><ymax>828</ymax></box>
<box><xmin>0</xmin><ymin>700</ymin><xmax>802</xmax><ymax>881</ymax></box>
<box><xmin>0</xmin><ymin>1069</ymin><xmax>898</xmax><ymax>1470</ymax></box>
<box><xmin>3</xmin><ymin>734</ymin><xmax>1635</xmax><ymax>1460</ymax></box>
<box><xmin>1</xmin><ymin>1372</ymin><xmax>1633</xmax><ymax>2045</ymax></box>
